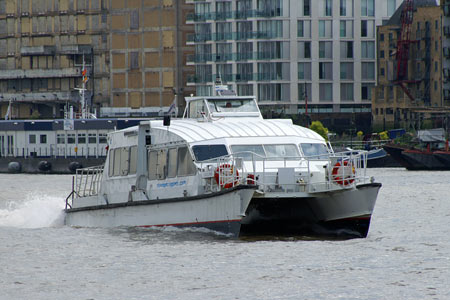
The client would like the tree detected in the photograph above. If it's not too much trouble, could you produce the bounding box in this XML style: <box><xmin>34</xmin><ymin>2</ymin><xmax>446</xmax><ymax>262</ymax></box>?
<box><xmin>310</xmin><ymin>120</ymin><xmax>329</xmax><ymax>140</ymax></box>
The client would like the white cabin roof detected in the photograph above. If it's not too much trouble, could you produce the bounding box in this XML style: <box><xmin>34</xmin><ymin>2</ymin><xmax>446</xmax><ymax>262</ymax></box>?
<box><xmin>150</xmin><ymin>118</ymin><xmax>324</xmax><ymax>144</ymax></box>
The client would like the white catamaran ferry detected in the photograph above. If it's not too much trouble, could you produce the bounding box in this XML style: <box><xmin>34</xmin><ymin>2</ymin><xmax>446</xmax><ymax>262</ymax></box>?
<box><xmin>65</xmin><ymin>95</ymin><xmax>381</xmax><ymax>238</ymax></box>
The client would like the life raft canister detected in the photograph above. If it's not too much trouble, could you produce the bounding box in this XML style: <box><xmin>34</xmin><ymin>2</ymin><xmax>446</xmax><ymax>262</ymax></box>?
<box><xmin>214</xmin><ymin>164</ymin><xmax>239</xmax><ymax>189</ymax></box>
<box><xmin>331</xmin><ymin>160</ymin><xmax>355</xmax><ymax>186</ymax></box>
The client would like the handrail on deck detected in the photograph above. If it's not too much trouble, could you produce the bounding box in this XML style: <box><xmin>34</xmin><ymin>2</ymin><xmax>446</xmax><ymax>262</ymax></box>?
<box><xmin>74</xmin><ymin>165</ymin><xmax>104</xmax><ymax>197</ymax></box>
<box><xmin>197</xmin><ymin>150</ymin><xmax>369</xmax><ymax>193</ymax></box>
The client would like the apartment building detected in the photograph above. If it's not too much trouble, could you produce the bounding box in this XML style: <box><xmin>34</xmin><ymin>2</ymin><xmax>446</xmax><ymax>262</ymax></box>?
<box><xmin>443</xmin><ymin>0</ymin><xmax>450</xmax><ymax>104</ymax></box>
<box><xmin>372</xmin><ymin>0</ymin><xmax>448</xmax><ymax>131</ymax></box>
<box><xmin>0</xmin><ymin>0</ymin><xmax>194</xmax><ymax>119</ymax></box>
<box><xmin>186</xmin><ymin>0</ymin><xmax>400</xmax><ymax>130</ymax></box>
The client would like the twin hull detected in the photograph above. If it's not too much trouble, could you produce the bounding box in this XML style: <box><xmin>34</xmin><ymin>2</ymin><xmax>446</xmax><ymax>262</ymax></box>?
<box><xmin>65</xmin><ymin>183</ymin><xmax>381</xmax><ymax>238</ymax></box>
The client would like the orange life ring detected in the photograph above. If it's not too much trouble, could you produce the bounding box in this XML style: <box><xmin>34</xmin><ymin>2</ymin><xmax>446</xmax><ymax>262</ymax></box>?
<box><xmin>214</xmin><ymin>164</ymin><xmax>239</xmax><ymax>189</ymax></box>
<box><xmin>331</xmin><ymin>161</ymin><xmax>355</xmax><ymax>186</ymax></box>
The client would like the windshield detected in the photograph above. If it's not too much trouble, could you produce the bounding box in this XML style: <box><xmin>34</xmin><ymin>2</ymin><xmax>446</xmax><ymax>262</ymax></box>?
<box><xmin>230</xmin><ymin>145</ymin><xmax>265</xmax><ymax>160</ymax></box>
<box><xmin>192</xmin><ymin>144</ymin><xmax>228</xmax><ymax>161</ymax></box>
<box><xmin>230</xmin><ymin>144</ymin><xmax>300</xmax><ymax>160</ymax></box>
<box><xmin>300</xmin><ymin>143</ymin><xmax>330</xmax><ymax>159</ymax></box>
<box><xmin>207</xmin><ymin>99</ymin><xmax>258</xmax><ymax>113</ymax></box>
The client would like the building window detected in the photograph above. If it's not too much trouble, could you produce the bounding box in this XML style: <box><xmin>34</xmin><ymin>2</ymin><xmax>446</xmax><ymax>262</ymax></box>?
<box><xmin>88</xmin><ymin>133</ymin><xmax>97</xmax><ymax>144</ymax></box>
<box><xmin>319</xmin><ymin>20</ymin><xmax>332</xmax><ymax>38</ymax></box>
<box><xmin>380</xmin><ymin>68</ymin><xmax>385</xmax><ymax>76</ymax></box>
<box><xmin>303</xmin><ymin>0</ymin><xmax>311</xmax><ymax>16</ymax></box>
<box><xmin>237</xmin><ymin>84</ymin><xmax>253</xmax><ymax>96</ymax></box>
<box><xmin>435</xmin><ymin>81</ymin><xmax>438</xmax><ymax>91</ymax></box>
<box><xmin>57</xmin><ymin>134</ymin><xmax>65</xmax><ymax>144</ymax></box>
<box><xmin>361</xmin><ymin>62</ymin><xmax>375</xmax><ymax>80</ymax></box>
<box><xmin>130</xmin><ymin>10</ymin><xmax>139</xmax><ymax>29</ymax></box>
<box><xmin>361</xmin><ymin>41</ymin><xmax>375</xmax><ymax>59</ymax></box>
<box><xmin>361</xmin><ymin>0</ymin><xmax>374</xmax><ymax>17</ymax></box>
<box><xmin>99</xmin><ymin>133</ymin><xmax>107</xmax><ymax>144</ymax></box>
<box><xmin>297</xmin><ymin>20</ymin><xmax>311</xmax><ymax>38</ymax></box>
<box><xmin>340</xmin><ymin>20</ymin><xmax>353</xmax><ymax>38</ymax></box>
<box><xmin>361</xmin><ymin>20</ymin><xmax>367</xmax><ymax>37</ymax></box>
<box><xmin>341</xmin><ymin>83</ymin><xmax>354</xmax><ymax>101</ymax></box>
<box><xmin>361</xmin><ymin>20</ymin><xmax>374</xmax><ymax>38</ymax></box>
<box><xmin>319</xmin><ymin>83</ymin><xmax>333</xmax><ymax>101</ymax></box>
<box><xmin>319</xmin><ymin>41</ymin><xmax>332</xmax><ymax>59</ymax></box>
<box><xmin>319</xmin><ymin>62</ymin><xmax>332</xmax><ymax>80</ymax></box>
<box><xmin>298</xmin><ymin>41</ymin><xmax>311</xmax><ymax>59</ymax></box>
<box><xmin>78</xmin><ymin>133</ymin><xmax>86</xmax><ymax>144</ymax></box>
<box><xmin>130</xmin><ymin>52</ymin><xmax>139</xmax><ymax>69</ymax></box>
<box><xmin>40</xmin><ymin>134</ymin><xmax>47</xmax><ymax>144</ymax></box>
<box><xmin>29</xmin><ymin>134</ymin><xmax>36</xmax><ymax>144</ymax></box>
<box><xmin>387</xmin><ymin>0</ymin><xmax>396</xmax><ymax>16</ymax></box>
<box><xmin>435</xmin><ymin>20</ymin><xmax>439</xmax><ymax>31</ymax></box>
<box><xmin>380</xmin><ymin>50</ymin><xmax>385</xmax><ymax>58</ymax></box>
<box><xmin>340</xmin><ymin>0</ymin><xmax>346</xmax><ymax>16</ymax></box>
<box><xmin>298</xmin><ymin>83</ymin><xmax>312</xmax><ymax>101</ymax></box>
<box><xmin>340</xmin><ymin>41</ymin><xmax>353</xmax><ymax>59</ymax></box>
<box><xmin>258</xmin><ymin>83</ymin><xmax>290</xmax><ymax>101</ymax></box>
<box><xmin>67</xmin><ymin>134</ymin><xmax>76</xmax><ymax>144</ymax></box>
<box><xmin>380</xmin><ymin>33</ymin><xmax>384</xmax><ymax>41</ymax></box>
<box><xmin>435</xmin><ymin>41</ymin><xmax>439</xmax><ymax>52</ymax></box>
<box><xmin>298</xmin><ymin>62</ymin><xmax>312</xmax><ymax>80</ymax></box>
<box><xmin>324</xmin><ymin>0</ymin><xmax>332</xmax><ymax>16</ymax></box>
<box><xmin>340</xmin><ymin>62</ymin><xmax>353</xmax><ymax>80</ymax></box>
<box><xmin>362</xmin><ymin>83</ymin><xmax>375</xmax><ymax>100</ymax></box>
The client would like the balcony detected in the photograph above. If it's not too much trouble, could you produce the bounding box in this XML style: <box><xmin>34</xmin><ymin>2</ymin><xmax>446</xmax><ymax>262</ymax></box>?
<box><xmin>186</xmin><ymin>9</ymin><xmax>284</xmax><ymax>22</ymax></box>
<box><xmin>20</xmin><ymin>46</ymin><xmax>56</xmax><ymax>56</ymax></box>
<box><xmin>186</xmin><ymin>73</ymin><xmax>288</xmax><ymax>84</ymax></box>
<box><xmin>187</xmin><ymin>31</ymin><xmax>284</xmax><ymax>43</ymax></box>
<box><xmin>186</xmin><ymin>51</ymin><xmax>287</xmax><ymax>63</ymax></box>
<box><xmin>0</xmin><ymin>68</ymin><xmax>82</xmax><ymax>80</ymax></box>
<box><xmin>0</xmin><ymin>91</ymin><xmax>81</xmax><ymax>103</ymax></box>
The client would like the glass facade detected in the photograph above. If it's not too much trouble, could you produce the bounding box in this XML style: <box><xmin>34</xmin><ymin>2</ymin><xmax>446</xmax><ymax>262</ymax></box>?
<box><xmin>187</xmin><ymin>0</ymin><xmax>400</xmax><ymax>113</ymax></box>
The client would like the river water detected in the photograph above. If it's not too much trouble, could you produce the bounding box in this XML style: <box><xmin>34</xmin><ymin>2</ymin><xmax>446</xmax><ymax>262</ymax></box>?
<box><xmin>0</xmin><ymin>169</ymin><xmax>449</xmax><ymax>300</ymax></box>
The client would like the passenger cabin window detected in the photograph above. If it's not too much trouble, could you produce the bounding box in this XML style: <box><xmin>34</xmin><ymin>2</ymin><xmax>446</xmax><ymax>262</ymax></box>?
<box><xmin>188</xmin><ymin>100</ymin><xmax>207</xmax><ymax>119</ymax></box>
<box><xmin>129</xmin><ymin>146</ymin><xmax>137</xmax><ymax>175</ymax></box>
<box><xmin>300</xmin><ymin>143</ymin><xmax>329</xmax><ymax>159</ymax></box>
<box><xmin>167</xmin><ymin>148</ymin><xmax>178</xmax><ymax>178</ymax></box>
<box><xmin>230</xmin><ymin>144</ymin><xmax>299</xmax><ymax>160</ymax></box>
<box><xmin>264</xmin><ymin>145</ymin><xmax>299</xmax><ymax>158</ymax></box>
<box><xmin>108</xmin><ymin>147</ymin><xmax>132</xmax><ymax>177</ymax></box>
<box><xmin>177</xmin><ymin>147</ymin><xmax>196</xmax><ymax>176</ymax></box>
<box><xmin>148</xmin><ymin>150</ymin><xmax>158</xmax><ymax>180</ymax></box>
<box><xmin>192</xmin><ymin>145</ymin><xmax>228</xmax><ymax>161</ymax></box>
<box><xmin>231</xmin><ymin>145</ymin><xmax>265</xmax><ymax>160</ymax></box>
<box><xmin>148</xmin><ymin>146</ymin><xmax>196</xmax><ymax>180</ymax></box>
<box><xmin>108</xmin><ymin>149</ymin><xmax>115</xmax><ymax>177</ymax></box>
<box><xmin>207</xmin><ymin>98</ymin><xmax>258</xmax><ymax>113</ymax></box>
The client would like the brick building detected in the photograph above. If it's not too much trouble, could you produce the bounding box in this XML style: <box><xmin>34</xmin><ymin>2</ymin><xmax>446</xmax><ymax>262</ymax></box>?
<box><xmin>0</xmin><ymin>0</ymin><xmax>194</xmax><ymax>119</ymax></box>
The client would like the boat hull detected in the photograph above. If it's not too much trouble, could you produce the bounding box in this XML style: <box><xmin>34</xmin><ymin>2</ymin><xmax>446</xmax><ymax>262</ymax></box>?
<box><xmin>241</xmin><ymin>183</ymin><xmax>381</xmax><ymax>238</ymax></box>
<box><xmin>384</xmin><ymin>144</ymin><xmax>450</xmax><ymax>170</ymax></box>
<box><xmin>65</xmin><ymin>186</ymin><xmax>255</xmax><ymax>237</ymax></box>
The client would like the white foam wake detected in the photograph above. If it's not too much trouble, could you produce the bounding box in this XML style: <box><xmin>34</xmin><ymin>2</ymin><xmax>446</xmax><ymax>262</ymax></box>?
<box><xmin>0</xmin><ymin>193</ymin><xmax>65</xmax><ymax>228</ymax></box>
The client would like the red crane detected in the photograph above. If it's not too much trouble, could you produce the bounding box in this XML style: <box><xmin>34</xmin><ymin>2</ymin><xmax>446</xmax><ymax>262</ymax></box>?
<box><xmin>395</xmin><ymin>0</ymin><xmax>415</xmax><ymax>101</ymax></box>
